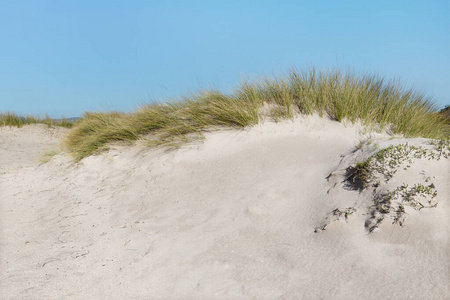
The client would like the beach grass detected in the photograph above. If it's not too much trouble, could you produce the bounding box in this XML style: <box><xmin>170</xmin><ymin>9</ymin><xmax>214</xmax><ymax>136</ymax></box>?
<box><xmin>63</xmin><ymin>67</ymin><xmax>449</xmax><ymax>160</ymax></box>
<box><xmin>0</xmin><ymin>112</ymin><xmax>75</xmax><ymax>128</ymax></box>
<box><xmin>440</xmin><ymin>105</ymin><xmax>450</xmax><ymax>124</ymax></box>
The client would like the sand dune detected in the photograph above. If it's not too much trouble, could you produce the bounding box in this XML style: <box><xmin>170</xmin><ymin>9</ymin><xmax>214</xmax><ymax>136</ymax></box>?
<box><xmin>1</xmin><ymin>116</ymin><xmax>449</xmax><ymax>299</ymax></box>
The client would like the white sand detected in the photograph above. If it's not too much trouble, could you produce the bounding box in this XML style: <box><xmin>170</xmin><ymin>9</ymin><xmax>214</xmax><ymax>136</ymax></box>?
<box><xmin>1</xmin><ymin>117</ymin><xmax>449</xmax><ymax>299</ymax></box>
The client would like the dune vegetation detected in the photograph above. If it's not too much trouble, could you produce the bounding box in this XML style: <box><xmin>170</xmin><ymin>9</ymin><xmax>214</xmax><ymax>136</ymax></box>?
<box><xmin>2</xmin><ymin>67</ymin><xmax>449</xmax><ymax>161</ymax></box>
<box><xmin>0</xmin><ymin>112</ymin><xmax>75</xmax><ymax>128</ymax></box>
<box><xmin>64</xmin><ymin>67</ymin><xmax>449</xmax><ymax>161</ymax></box>
<box><xmin>441</xmin><ymin>105</ymin><xmax>450</xmax><ymax>124</ymax></box>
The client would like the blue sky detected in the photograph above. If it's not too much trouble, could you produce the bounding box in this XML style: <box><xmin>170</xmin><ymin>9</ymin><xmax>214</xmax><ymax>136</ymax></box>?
<box><xmin>1</xmin><ymin>0</ymin><xmax>449</xmax><ymax>117</ymax></box>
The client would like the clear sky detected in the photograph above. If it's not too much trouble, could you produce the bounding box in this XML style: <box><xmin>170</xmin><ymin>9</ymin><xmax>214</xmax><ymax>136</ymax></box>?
<box><xmin>1</xmin><ymin>0</ymin><xmax>449</xmax><ymax>118</ymax></box>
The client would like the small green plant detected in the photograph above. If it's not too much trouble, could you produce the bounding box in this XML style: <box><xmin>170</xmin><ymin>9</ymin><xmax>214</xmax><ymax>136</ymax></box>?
<box><xmin>314</xmin><ymin>207</ymin><xmax>356</xmax><ymax>232</ymax></box>
<box><xmin>344</xmin><ymin>208</ymin><xmax>354</xmax><ymax>220</ymax></box>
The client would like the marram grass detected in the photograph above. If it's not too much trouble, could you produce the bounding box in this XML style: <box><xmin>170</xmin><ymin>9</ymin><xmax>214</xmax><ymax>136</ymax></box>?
<box><xmin>63</xmin><ymin>67</ymin><xmax>449</xmax><ymax>160</ymax></box>
<box><xmin>0</xmin><ymin>112</ymin><xmax>74</xmax><ymax>128</ymax></box>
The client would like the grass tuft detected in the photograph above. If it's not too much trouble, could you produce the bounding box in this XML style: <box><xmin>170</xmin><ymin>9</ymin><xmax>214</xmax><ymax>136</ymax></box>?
<box><xmin>0</xmin><ymin>112</ymin><xmax>75</xmax><ymax>128</ymax></box>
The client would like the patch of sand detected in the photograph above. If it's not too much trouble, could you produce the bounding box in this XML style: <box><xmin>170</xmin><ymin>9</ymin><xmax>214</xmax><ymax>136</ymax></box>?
<box><xmin>0</xmin><ymin>124</ymin><xmax>68</xmax><ymax>173</ymax></box>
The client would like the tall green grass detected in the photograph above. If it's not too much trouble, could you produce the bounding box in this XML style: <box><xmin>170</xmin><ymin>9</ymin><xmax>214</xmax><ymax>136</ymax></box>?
<box><xmin>0</xmin><ymin>112</ymin><xmax>75</xmax><ymax>128</ymax></box>
<box><xmin>440</xmin><ymin>106</ymin><xmax>450</xmax><ymax>124</ymax></box>
<box><xmin>65</xmin><ymin>67</ymin><xmax>450</xmax><ymax>161</ymax></box>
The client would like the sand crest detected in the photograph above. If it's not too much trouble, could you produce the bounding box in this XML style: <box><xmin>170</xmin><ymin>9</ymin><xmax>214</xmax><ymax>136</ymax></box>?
<box><xmin>1</xmin><ymin>116</ymin><xmax>449</xmax><ymax>299</ymax></box>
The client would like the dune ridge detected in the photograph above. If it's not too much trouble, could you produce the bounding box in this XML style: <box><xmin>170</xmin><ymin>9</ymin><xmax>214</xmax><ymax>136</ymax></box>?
<box><xmin>1</xmin><ymin>115</ymin><xmax>449</xmax><ymax>299</ymax></box>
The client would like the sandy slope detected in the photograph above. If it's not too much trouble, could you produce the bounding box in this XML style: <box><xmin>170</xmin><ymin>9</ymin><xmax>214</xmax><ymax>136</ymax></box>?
<box><xmin>1</xmin><ymin>117</ymin><xmax>449</xmax><ymax>299</ymax></box>
<box><xmin>0</xmin><ymin>125</ymin><xmax>67</xmax><ymax>173</ymax></box>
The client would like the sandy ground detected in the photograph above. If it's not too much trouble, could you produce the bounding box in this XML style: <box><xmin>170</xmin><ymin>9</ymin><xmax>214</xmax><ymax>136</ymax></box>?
<box><xmin>1</xmin><ymin>117</ymin><xmax>449</xmax><ymax>299</ymax></box>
